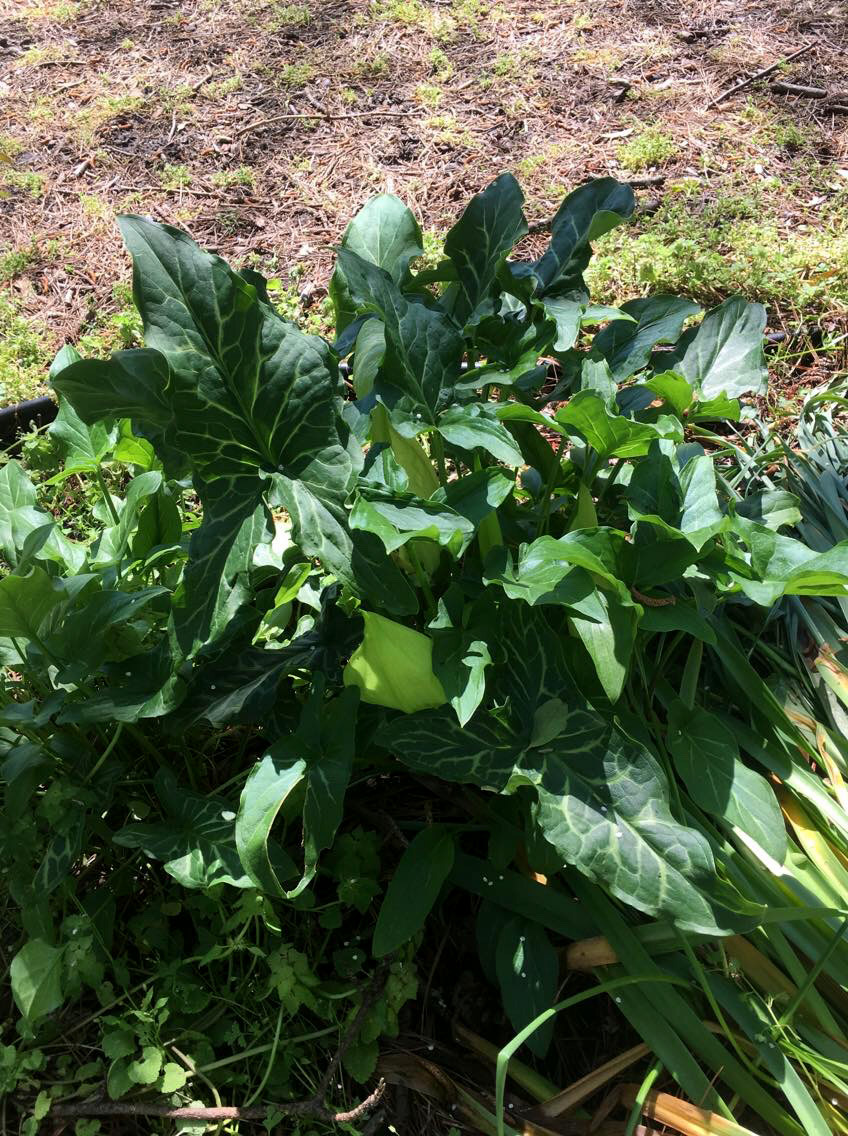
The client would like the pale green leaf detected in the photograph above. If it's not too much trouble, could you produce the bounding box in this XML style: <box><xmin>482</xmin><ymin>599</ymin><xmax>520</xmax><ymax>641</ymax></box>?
<box><xmin>10</xmin><ymin>940</ymin><xmax>64</xmax><ymax>1023</ymax></box>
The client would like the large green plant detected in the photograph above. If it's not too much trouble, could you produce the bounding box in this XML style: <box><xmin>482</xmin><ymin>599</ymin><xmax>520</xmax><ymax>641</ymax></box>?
<box><xmin>5</xmin><ymin>173</ymin><xmax>848</xmax><ymax>1129</ymax></box>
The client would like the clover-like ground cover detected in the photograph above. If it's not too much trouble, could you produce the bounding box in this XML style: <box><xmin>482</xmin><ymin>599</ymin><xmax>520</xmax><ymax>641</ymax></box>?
<box><xmin>1</xmin><ymin>0</ymin><xmax>847</xmax><ymax>404</ymax></box>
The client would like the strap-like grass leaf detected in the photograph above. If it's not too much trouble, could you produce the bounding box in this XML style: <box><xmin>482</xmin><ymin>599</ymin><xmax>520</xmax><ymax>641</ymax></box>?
<box><xmin>372</xmin><ymin>824</ymin><xmax>455</xmax><ymax>956</ymax></box>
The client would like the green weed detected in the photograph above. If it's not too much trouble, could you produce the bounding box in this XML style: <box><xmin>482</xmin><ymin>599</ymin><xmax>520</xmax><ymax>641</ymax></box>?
<box><xmin>268</xmin><ymin>2</ymin><xmax>310</xmax><ymax>28</ymax></box>
<box><xmin>2</xmin><ymin>170</ymin><xmax>45</xmax><ymax>197</ymax></box>
<box><xmin>0</xmin><ymin>294</ymin><xmax>52</xmax><ymax>404</ymax></box>
<box><xmin>428</xmin><ymin>47</ymin><xmax>454</xmax><ymax>80</ymax></box>
<box><xmin>588</xmin><ymin>192</ymin><xmax>848</xmax><ymax>315</ymax></box>
<box><xmin>159</xmin><ymin>164</ymin><xmax>192</xmax><ymax>190</ymax></box>
<box><xmin>279</xmin><ymin>62</ymin><xmax>314</xmax><ymax>88</ymax></box>
<box><xmin>616</xmin><ymin>126</ymin><xmax>677</xmax><ymax>170</ymax></box>
<box><xmin>0</xmin><ymin>134</ymin><xmax>24</xmax><ymax>161</ymax></box>
<box><xmin>415</xmin><ymin>83</ymin><xmax>444</xmax><ymax>108</ymax></box>
<box><xmin>0</xmin><ymin>246</ymin><xmax>37</xmax><ymax>283</ymax></box>
<box><xmin>211</xmin><ymin>165</ymin><xmax>256</xmax><ymax>189</ymax></box>
<box><xmin>351</xmin><ymin>52</ymin><xmax>390</xmax><ymax>79</ymax></box>
<box><xmin>207</xmin><ymin>75</ymin><xmax>243</xmax><ymax>99</ymax></box>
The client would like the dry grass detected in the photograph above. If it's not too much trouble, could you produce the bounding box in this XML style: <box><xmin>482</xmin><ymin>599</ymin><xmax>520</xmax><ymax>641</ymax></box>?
<box><xmin>1</xmin><ymin>0</ymin><xmax>847</xmax><ymax>401</ymax></box>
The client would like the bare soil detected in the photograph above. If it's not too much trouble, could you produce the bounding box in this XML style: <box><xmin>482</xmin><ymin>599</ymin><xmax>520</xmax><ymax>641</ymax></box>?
<box><xmin>1</xmin><ymin>0</ymin><xmax>847</xmax><ymax>399</ymax></box>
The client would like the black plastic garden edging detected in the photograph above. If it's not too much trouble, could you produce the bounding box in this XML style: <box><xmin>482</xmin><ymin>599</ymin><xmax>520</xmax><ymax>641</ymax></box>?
<box><xmin>0</xmin><ymin>396</ymin><xmax>58</xmax><ymax>447</ymax></box>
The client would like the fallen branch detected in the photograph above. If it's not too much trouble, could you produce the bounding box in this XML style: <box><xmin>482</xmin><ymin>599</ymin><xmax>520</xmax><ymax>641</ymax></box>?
<box><xmin>53</xmin><ymin>968</ymin><xmax>389</xmax><ymax>1126</ymax></box>
<box><xmin>770</xmin><ymin>80</ymin><xmax>827</xmax><ymax>98</ymax></box>
<box><xmin>706</xmin><ymin>42</ymin><xmax>816</xmax><ymax>109</ymax></box>
<box><xmin>771</xmin><ymin>80</ymin><xmax>848</xmax><ymax>102</ymax></box>
<box><xmin>51</xmin><ymin>1081</ymin><xmax>386</xmax><ymax>1124</ymax></box>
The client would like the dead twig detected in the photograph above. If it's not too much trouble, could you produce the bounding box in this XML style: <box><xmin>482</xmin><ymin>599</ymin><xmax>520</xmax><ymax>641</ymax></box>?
<box><xmin>50</xmin><ymin>1082</ymin><xmax>386</xmax><ymax>1124</ymax></box>
<box><xmin>705</xmin><ymin>42</ymin><xmax>816</xmax><ymax>109</ymax></box>
<box><xmin>771</xmin><ymin>80</ymin><xmax>848</xmax><ymax>102</ymax></box>
<box><xmin>234</xmin><ymin>107</ymin><xmax>424</xmax><ymax>138</ymax></box>
<box><xmin>770</xmin><ymin>80</ymin><xmax>828</xmax><ymax>99</ymax></box>
<box><xmin>52</xmin><ymin>968</ymin><xmax>389</xmax><ymax>1126</ymax></box>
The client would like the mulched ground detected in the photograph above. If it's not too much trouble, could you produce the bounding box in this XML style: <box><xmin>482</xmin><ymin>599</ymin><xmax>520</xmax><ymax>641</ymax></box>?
<box><xmin>1</xmin><ymin>0</ymin><xmax>847</xmax><ymax>396</ymax></box>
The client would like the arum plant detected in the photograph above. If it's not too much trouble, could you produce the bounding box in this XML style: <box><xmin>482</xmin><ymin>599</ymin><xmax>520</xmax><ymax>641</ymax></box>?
<box><xmin>37</xmin><ymin>174</ymin><xmax>848</xmax><ymax>925</ymax></box>
<box><xmin>6</xmin><ymin>172</ymin><xmax>848</xmax><ymax>1129</ymax></box>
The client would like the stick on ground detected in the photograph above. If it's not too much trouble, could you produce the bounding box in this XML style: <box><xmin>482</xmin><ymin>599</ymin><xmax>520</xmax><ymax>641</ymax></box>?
<box><xmin>706</xmin><ymin>42</ymin><xmax>816</xmax><ymax>109</ymax></box>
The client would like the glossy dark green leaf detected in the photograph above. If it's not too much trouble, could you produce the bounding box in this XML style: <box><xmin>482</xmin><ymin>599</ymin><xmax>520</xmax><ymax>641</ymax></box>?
<box><xmin>437</xmin><ymin>403</ymin><xmax>525</xmax><ymax>467</ymax></box>
<box><xmin>567</xmin><ymin>585</ymin><xmax>639</xmax><ymax>702</ymax></box>
<box><xmin>432</xmin><ymin>467</ymin><xmax>514</xmax><ymax>526</ymax></box>
<box><xmin>55</xmin><ymin>217</ymin><xmax>360</xmax><ymax>651</ymax></box>
<box><xmin>51</xmin><ymin>348</ymin><xmax>172</xmax><ymax>433</ymax></box>
<box><xmin>484</xmin><ymin>532</ymin><xmax>629</xmax><ymax>605</ymax></box>
<box><xmin>680</xmin><ymin>297</ymin><xmax>768</xmax><ymax>399</ymax></box>
<box><xmin>556</xmin><ymin>391</ymin><xmax>682</xmax><ymax>458</ymax></box>
<box><xmin>350</xmin><ymin>485</ymin><xmax>475</xmax><ymax>556</ymax></box>
<box><xmin>594</xmin><ymin>296</ymin><xmax>700</xmax><ymax>380</ymax></box>
<box><xmin>372</xmin><ymin>824</ymin><xmax>455</xmax><ymax>956</ymax></box>
<box><xmin>667</xmin><ymin>704</ymin><xmax>787</xmax><ymax>864</ymax></box>
<box><xmin>495</xmin><ymin>916</ymin><xmax>558</xmax><ymax>1057</ymax></box>
<box><xmin>732</xmin><ymin>519</ymin><xmax>848</xmax><ymax>602</ymax></box>
<box><xmin>541</xmin><ymin>295</ymin><xmax>583</xmax><ymax>351</ymax></box>
<box><xmin>270</xmin><ymin>475</ymin><xmax>417</xmax><ymax>616</ymax></box>
<box><xmin>380</xmin><ymin>607</ymin><xmax>744</xmax><ymax>932</ymax></box>
<box><xmin>236</xmin><ymin>687</ymin><xmax>358</xmax><ymax>897</ymax></box>
<box><xmin>639</xmin><ymin>603</ymin><xmax>716</xmax><ymax>644</ymax></box>
<box><xmin>532</xmin><ymin>177</ymin><xmax>635</xmax><ymax>295</ymax></box>
<box><xmin>114</xmin><ymin>769</ymin><xmax>252</xmax><ymax>889</ymax></box>
<box><xmin>430</xmin><ymin>591</ymin><xmax>495</xmax><ymax>726</ymax></box>
<box><xmin>736</xmin><ymin>490</ymin><xmax>801</xmax><ymax>532</ymax></box>
<box><xmin>330</xmin><ymin>194</ymin><xmax>423</xmax><ymax>330</ymax></box>
<box><xmin>337</xmin><ymin>247</ymin><xmax>463</xmax><ymax>426</ymax></box>
<box><xmin>443</xmin><ymin>173</ymin><xmax>527</xmax><ymax>325</ymax></box>
<box><xmin>678</xmin><ymin>453</ymin><xmax>726</xmax><ymax>549</ymax></box>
